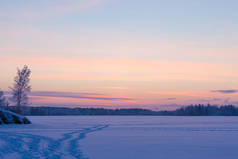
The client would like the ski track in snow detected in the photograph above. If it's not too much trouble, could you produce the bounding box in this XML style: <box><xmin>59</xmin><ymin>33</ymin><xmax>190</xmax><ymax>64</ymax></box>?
<box><xmin>0</xmin><ymin>124</ymin><xmax>109</xmax><ymax>159</ymax></box>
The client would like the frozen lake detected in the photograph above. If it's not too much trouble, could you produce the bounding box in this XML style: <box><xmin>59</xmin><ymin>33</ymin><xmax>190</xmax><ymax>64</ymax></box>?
<box><xmin>0</xmin><ymin>116</ymin><xmax>238</xmax><ymax>159</ymax></box>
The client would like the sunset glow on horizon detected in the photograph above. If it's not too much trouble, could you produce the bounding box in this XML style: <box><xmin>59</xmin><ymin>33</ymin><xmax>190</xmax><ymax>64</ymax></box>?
<box><xmin>1</xmin><ymin>0</ymin><xmax>238</xmax><ymax>110</ymax></box>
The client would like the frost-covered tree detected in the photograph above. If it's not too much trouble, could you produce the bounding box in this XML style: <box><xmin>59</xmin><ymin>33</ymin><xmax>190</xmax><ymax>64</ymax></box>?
<box><xmin>10</xmin><ymin>65</ymin><xmax>31</xmax><ymax>112</ymax></box>
<box><xmin>0</xmin><ymin>90</ymin><xmax>6</xmax><ymax>107</ymax></box>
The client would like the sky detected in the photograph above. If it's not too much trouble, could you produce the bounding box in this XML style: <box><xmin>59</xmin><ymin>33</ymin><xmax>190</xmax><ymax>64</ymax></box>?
<box><xmin>0</xmin><ymin>0</ymin><xmax>238</xmax><ymax>110</ymax></box>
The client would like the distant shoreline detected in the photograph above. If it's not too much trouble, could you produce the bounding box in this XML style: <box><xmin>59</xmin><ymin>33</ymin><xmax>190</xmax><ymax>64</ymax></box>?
<box><xmin>4</xmin><ymin>104</ymin><xmax>238</xmax><ymax>116</ymax></box>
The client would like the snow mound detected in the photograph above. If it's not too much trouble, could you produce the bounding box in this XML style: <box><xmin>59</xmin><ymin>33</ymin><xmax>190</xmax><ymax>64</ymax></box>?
<box><xmin>0</xmin><ymin>109</ymin><xmax>31</xmax><ymax>124</ymax></box>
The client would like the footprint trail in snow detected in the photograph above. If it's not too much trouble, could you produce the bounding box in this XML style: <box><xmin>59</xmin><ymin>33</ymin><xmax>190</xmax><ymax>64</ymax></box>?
<box><xmin>0</xmin><ymin>125</ymin><xmax>109</xmax><ymax>159</ymax></box>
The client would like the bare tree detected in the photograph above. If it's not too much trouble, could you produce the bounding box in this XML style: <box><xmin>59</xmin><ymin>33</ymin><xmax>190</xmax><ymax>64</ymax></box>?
<box><xmin>10</xmin><ymin>65</ymin><xmax>31</xmax><ymax>113</ymax></box>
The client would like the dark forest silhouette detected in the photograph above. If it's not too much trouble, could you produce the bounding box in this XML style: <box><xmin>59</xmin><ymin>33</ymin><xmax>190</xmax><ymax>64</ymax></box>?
<box><xmin>5</xmin><ymin>104</ymin><xmax>238</xmax><ymax>116</ymax></box>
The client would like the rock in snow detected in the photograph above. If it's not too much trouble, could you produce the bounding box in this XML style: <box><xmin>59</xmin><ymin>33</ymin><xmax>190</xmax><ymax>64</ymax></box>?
<box><xmin>0</xmin><ymin>109</ymin><xmax>31</xmax><ymax>124</ymax></box>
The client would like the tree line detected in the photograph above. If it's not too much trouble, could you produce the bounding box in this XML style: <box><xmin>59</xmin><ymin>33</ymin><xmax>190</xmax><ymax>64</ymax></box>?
<box><xmin>159</xmin><ymin>104</ymin><xmax>238</xmax><ymax>116</ymax></box>
<box><xmin>6</xmin><ymin>104</ymin><xmax>238</xmax><ymax>116</ymax></box>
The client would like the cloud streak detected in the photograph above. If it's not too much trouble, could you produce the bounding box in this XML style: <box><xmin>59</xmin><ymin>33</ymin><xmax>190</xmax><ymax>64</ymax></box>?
<box><xmin>166</xmin><ymin>98</ymin><xmax>176</xmax><ymax>100</ymax></box>
<box><xmin>28</xmin><ymin>91</ymin><xmax>132</xmax><ymax>101</ymax></box>
<box><xmin>211</xmin><ymin>90</ymin><xmax>238</xmax><ymax>94</ymax></box>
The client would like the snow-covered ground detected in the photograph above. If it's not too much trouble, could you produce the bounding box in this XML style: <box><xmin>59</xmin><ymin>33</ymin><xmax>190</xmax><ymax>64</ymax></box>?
<box><xmin>0</xmin><ymin>116</ymin><xmax>238</xmax><ymax>159</ymax></box>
